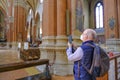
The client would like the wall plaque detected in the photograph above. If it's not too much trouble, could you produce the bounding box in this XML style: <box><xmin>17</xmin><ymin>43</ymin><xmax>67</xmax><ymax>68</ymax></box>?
<box><xmin>108</xmin><ymin>17</ymin><xmax>115</xmax><ymax>30</ymax></box>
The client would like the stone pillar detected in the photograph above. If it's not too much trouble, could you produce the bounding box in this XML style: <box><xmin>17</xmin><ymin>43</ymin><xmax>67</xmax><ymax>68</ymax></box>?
<box><xmin>41</xmin><ymin>0</ymin><xmax>57</xmax><ymax>49</ymax></box>
<box><xmin>104</xmin><ymin>0</ymin><xmax>118</xmax><ymax>39</ymax></box>
<box><xmin>104</xmin><ymin>0</ymin><xmax>120</xmax><ymax>52</ymax></box>
<box><xmin>7</xmin><ymin>0</ymin><xmax>14</xmax><ymax>42</ymax></box>
<box><xmin>13</xmin><ymin>5</ymin><xmax>26</xmax><ymax>49</ymax></box>
<box><xmin>56</xmin><ymin>0</ymin><xmax>67</xmax><ymax>45</ymax></box>
<box><xmin>71</xmin><ymin>0</ymin><xmax>81</xmax><ymax>46</ymax></box>
<box><xmin>117</xmin><ymin>0</ymin><xmax>120</xmax><ymax>38</ymax></box>
<box><xmin>6</xmin><ymin>0</ymin><xmax>14</xmax><ymax>48</ymax></box>
<box><xmin>55</xmin><ymin>0</ymin><xmax>70</xmax><ymax>76</ymax></box>
<box><xmin>40</xmin><ymin>0</ymin><xmax>57</xmax><ymax>75</ymax></box>
<box><xmin>42</xmin><ymin>0</ymin><xmax>57</xmax><ymax>37</ymax></box>
<box><xmin>57</xmin><ymin>0</ymin><xmax>67</xmax><ymax>36</ymax></box>
<box><xmin>14</xmin><ymin>6</ymin><xmax>24</xmax><ymax>41</ymax></box>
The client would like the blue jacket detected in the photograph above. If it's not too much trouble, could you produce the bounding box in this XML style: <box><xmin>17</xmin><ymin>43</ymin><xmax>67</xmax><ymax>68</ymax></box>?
<box><xmin>73</xmin><ymin>40</ymin><xmax>96</xmax><ymax>80</ymax></box>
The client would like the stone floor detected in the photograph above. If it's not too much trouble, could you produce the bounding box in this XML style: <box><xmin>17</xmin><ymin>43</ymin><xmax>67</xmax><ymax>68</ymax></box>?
<box><xmin>0</xmin><ymin>49</ymin><xmax>74</xmax><ymax>80</ymax></box>
<box><xmin>52</xmin><ymin>75</ymin><xmax>74</xmax><ymax>80</ymax></box>
<box><xmin>0</xmin><ymin>69</ymin><xmax>74</xmax><ymax>80</ymax></box>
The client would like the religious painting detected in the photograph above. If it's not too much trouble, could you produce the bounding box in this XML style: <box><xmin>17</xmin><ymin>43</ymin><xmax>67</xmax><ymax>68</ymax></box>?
<box><xmin>76</xmin><ymin>0</ymin><xmax>84</xmax><ymax>32</ymax></box>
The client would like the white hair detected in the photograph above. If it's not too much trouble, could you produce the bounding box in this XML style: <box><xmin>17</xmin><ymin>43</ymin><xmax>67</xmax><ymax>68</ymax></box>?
<box><xmin>85</xmin><ymin>29</ymin><xmax>97</xmax><ymax>40</ymax></box>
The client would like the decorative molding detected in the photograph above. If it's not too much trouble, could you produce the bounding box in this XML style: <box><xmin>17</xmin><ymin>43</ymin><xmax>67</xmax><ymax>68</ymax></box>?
<box><xmin>106</xmin><ymin>39</ymin><xmax>120</xmax><ymax>52</ymax></box>
<box><xmin>106</xmin><ymin>39</ymin><xmax>120</xmax><ymax>45</ymax></box>
<box><xmin>42</xmin><ymin>36</ymin><xmax>56</xmax><ymax>40</ymax></box>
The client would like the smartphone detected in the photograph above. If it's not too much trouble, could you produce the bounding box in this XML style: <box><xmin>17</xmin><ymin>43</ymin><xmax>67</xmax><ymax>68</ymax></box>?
<box><xmin>68</xmin><ymin>35</ymin><xmax>73</xmax><ymax>44</ymax></box>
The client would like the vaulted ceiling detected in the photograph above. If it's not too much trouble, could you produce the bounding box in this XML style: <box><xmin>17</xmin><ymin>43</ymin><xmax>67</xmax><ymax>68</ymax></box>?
<box><xmin>0</xmin><ymin>0</ymin><xmax>40</xmax><ymax>15</ymax></box>
<box><xmin>0</xmin><ymin>0</ymin><xmax>9</xmax><ymax>13</ymax></box>
<box><xmin>26</xmin><ymin>0</ymin><xmax>39</xmax><ymax>11</ymax></box>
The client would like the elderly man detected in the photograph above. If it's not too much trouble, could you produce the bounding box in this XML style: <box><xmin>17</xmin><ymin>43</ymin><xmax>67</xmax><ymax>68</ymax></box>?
<box><xmin>66</xmin><ymin>29</ymin><xmax>97</xmax><ymax>80</ymax></box>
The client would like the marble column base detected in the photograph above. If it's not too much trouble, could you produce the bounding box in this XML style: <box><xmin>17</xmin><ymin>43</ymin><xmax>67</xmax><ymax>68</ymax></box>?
<box><xmin>39</xmin><ymin>36</ymin><xmax>73</xmax><ymax>76</ymax></box>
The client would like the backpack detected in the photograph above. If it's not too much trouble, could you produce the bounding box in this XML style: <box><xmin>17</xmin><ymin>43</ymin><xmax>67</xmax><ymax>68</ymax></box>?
<box><xmin>82</xmin><ymin>43</ymin><xmax>110</xmax><ymax>77</ymax></box>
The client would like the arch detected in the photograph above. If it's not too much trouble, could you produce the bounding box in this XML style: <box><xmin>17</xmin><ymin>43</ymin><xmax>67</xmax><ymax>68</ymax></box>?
<box><xmin>94</xmin><ymin>1</ymin><xmax>103</xmax><ymax>7</ymax></box>
<box><xmin>89</xmin><ymin>0</ymin><xmax>103</xmax><ymax>28</ymax></box>
<box><xmin>26</xmin><ymin>9</ymin><xmax>34</xmax><ymax>25</ymax></box>
<box><xmin>0</xmin><ymin>7</ymin><xmax>7</xmax><ymax>23</ymax></box>
<box><xmin>26</xmin><ymin>9</ymin><xmax>34</xmax><ymax>39</ymax></box>
<box><xmin>35</xmin><ymin>12</ymin><xmax>42</xmax><ymax>40</ymax></box>
<box><xmin>0</xmin><ymin>7</ymin><xmax>7</xmax><ymax>16</ymax></box>
<box><xmin>89</xmin><ymin>0</ymin><xmax>105</xmax><ymax>44</ymax></box>
<box><xmin>39</xmin><ymin>0</ymin><xmax>43</xmax><ymax>3</ymax></box>
<box><xmin>26</xmin><ymin>18</ymin><xmax>32</xmax><ymax>43</ymax></box>
<box><xmin>94</xmin><ymin>1</ymin><xmax>104</xmax><ymax>28</ymax></box>
<box><xmin>35</xmin><ymin>12</ymin><xmax>40</xmax><ymax>24</ymax></box>
<box><xmin>26</xmin><ymin>1</ymin><xmax>34</xmax><ymax>13</ymax></box>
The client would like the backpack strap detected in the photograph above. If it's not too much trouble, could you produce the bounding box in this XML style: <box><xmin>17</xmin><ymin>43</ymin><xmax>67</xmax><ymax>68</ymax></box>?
<box><xmin>85</xmin><ymin>43</ymin><xmax>95</xmax><ymax>48</ymax></box>
<box><xmin>78</xmin><ymin>60</ymin><xmax>81</xmax><ymax>77</ymax></box>
<box><xmin>81</xmin><ymin>43</ymin><xmax>96</xmax><ymax>75</ymax></box>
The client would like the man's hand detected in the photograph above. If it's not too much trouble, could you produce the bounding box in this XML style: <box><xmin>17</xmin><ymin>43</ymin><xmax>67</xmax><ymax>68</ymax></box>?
<box><xmin>68</xmin><ymin>42</ymin><xmax>72</xmax><ymax>48</ymax></box>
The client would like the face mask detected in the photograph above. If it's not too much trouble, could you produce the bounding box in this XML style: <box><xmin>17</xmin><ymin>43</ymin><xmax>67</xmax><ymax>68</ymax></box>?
<box><xmin>80</xmin><ymin>35</ymin><xmax>83</xmax><ymax>41</ymax></box>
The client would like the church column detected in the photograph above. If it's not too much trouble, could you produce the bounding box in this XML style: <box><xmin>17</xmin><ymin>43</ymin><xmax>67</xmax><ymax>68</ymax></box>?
<box><xmin>67</xmin><ymin>0</ymin><xmax>71</xmax><ymax>35</ymax></box>
<box><xmin>104</xmin><ymin>0</ymin><xmax>118</xmax><ymax>39</ymax></box>
<box><xmin>56</xmin><ymin>0</ymin><xmax>67</xmax><ymax>44</ymax></box>
<box><xmin>6</xmin><ymin>0</ymin><xmax>14</xmax><ymax>48</ymax></box>
<box><xmin>42</xmin><ymin>0</ymin><xmax>57</xmax><ymax>37</ymax></box>
<box><xmin>56</xmin><ymin>0</ymin><xmax>67</xmax><ymax>36</ymax></box>
<box><xmin>71</xmin><ymin>0</ymin><xmax>82</xmax><ymax>46</ymax></box>
<box><xmin>104</xmin><ymin>0</ymin><xmax>120</xmax><ymax>52</ymax></box>
<box><xmin>40</xmin><ymin>0</ymin><xmax>57</xmax><ymax>74</ymax></box>
<box><xmin>13</xmin><ymin>5</ymin><xmax>27</xmax><ymax>49</ymax></box>
<box><xmin>7</xmin><ymin>0</ymin><xmax>14</xmax><ymax>42</ymax></box>
<box><xmin>55</xmin><ymin>0</ymin><xmax>69</xmax><ymax>76</ymax></box>
<box><xmin>117</xmin><ymin>0</ymin><xmax>120</xmax><ymax>38</ymax></box>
